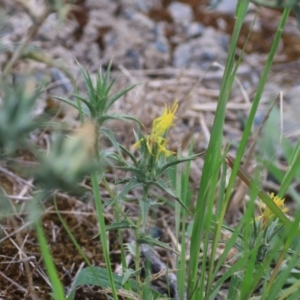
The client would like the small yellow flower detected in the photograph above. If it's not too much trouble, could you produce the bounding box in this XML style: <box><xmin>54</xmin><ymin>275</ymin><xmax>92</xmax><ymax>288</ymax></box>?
<box><xmin>133</xmin><ymin>102</ymin><xmax>178</xmax><ymax>158</ymax></box>
<box><xmin>145</xmin><ymin>135</ymin><xmax>175</xmax><ymax>157</ymax></box>
<box><xmin>257</xmin><ymin>193</ymin><xmax>288</xmax><ymax>228</ymax></box>
<box><xmin>152</xmin><ymin>102</ymin><xmax>178</xmax><ymax>137</ymax></box>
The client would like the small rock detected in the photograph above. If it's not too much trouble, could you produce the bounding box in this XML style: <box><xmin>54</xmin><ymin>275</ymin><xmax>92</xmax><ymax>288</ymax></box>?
<box><xmin>122</xmin><ymin>8</ymin><xmax>136</xmax><ymax>20</ymax></box>
<box><xmin>173</xmin><ymin>43</ymin><xmax>191</xmax><ymax>68</ymax></box>
<box><xmin>172</xmin><ymin>27</ymin><xmax>229</xmax><ymax>69</ymax></box>
<box><xmin>136</xmin><ymin>0</ymin><xmax>161</xmax><ymax>13</ymax></box>
<box><xmin>167</xmin><ymin>1</ymin><xmax>194</xmax><ymax>25</ymax></box>
<box><xmin>50</xmin><ymin>68</ymin><xmax>73</xmax><ymax>95</ymax></box>
<box><xmin>125</xmin><ymin>49</ymin><xmax>141</xmax><ymax>69</ymax></box>
<box><xmin>186</xmin><ymin>22</ymin><xmax>204</xmax><ymax>38</ymax></box>
<box><xmin>209</xmin><ymin>0</ymin><xmax>237</xmax><ymax>14</ymax></box>
<box><xmin>144</xmin><ymin>37</ymin><xmax>170</xmax><ymax>69</ymax></box>
<box><xmin>130</xmin><ymin>12</ymin><xmax>155</xmax><ymax>31</ymax></box>
<box><xmin>155</xmin><ymin>38</ymin><xmax>169</xmax><ymax>53</ymax></box>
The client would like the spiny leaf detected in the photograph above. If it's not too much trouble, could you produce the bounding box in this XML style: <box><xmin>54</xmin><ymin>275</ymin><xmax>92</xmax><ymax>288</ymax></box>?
<box><xmin>157</xmin><ymin>152</ymin><xmax>203</xmax><ymax>176</ymax></box>
<box><xmin>107</xmin><ymin>83</ymin><xmax>140</xmax><ymax>108</ymax></box>
<box><xmin>119</xmin><ymin>145</ymin><xmax>139</xmax><ymax>167</ymax></box>
<box><xmin>110</xmin><ymin>178</ymin><xmax>142</xmax><ymax>205</ymax></box>
<box><xmin>99</xmin><ymin>114</ymin><xmax>142</xmax><ymax>126</ymax></box>
<box><xmin>106</xmin><ymin>220</ymin><xmax>137</xmax><ymax>231</ymax></box>
<box><xmin>150</xmin><ymin>179</ymin><xmax>191</xmax><ymax>214</ymax></box>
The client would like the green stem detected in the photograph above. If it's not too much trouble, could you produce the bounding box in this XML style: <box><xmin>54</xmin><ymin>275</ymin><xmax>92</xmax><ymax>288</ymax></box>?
<box><xmin>134</xmin><ymin>184</ymin><xmax>149</xmax><ymax>295</ymax></box>
<box><xmin>91</xmin><ymin>172</ymin><xmax>118</xmax><ymax>300</ymax></box>
<box><xmin>35</xmin><ymin>219</ymin><xmax>65</xmax><ymax>299</ymax></box>
<box><xmin>102</xmin><ymin>178</ymin><xmax>130</xmax><ymax>291</ymax></box>
<box><xmin>134</xmin><ymin>214</ymin><xmax>142</xmax><ymax>294</ymax></box>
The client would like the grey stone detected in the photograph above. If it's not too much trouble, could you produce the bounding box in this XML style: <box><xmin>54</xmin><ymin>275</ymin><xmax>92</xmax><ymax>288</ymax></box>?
<box><xmin>144</xmin><ymin>37</ymin><xmax>170</xmax><ymax>69</ymax></box>
<box><xmin>136</xmin><ymin>0</ymin><xmax>162</xmax><ymax>13</ymax></box>
<box><xmin>173</xmin><ymin>43</ymin><xmax>191</xmax><ymax>68</ymax></box>
<box><xmin>186</xmin><ymin>22</ymin><xmax>204</xmax><ymax>38</ymax></box>
<box><xmin>130</xmin><ymin>13</ymin><xmax>155</xmax><ymax>31</ymax></box>
<box><xmin>50</xmin><ymin>68</ymin><xmax>73</xmax><ymax>95</ymax></box>
<box><xmin>155</xmin><ymin>39</ymin><xmax>169</xmax><ymax>53</ymax></box>
<box><xmin>209</xmin><ymin>0</ymin><xmax>237</xmax><ymax>14</ymax></box>
<box><xmin>173</xmin><ymin>27</ymin><xmax>229</xmax><ymax>69</ymax></box>
<box><xmin>167</xmin><ymin>1</ymin><xmax>194</xmax><ymax>25</ymax></box>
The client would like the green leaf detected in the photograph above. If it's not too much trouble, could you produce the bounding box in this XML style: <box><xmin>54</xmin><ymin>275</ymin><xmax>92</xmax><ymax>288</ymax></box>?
<box><xmin>66</xmin><ymin>266</ymin><xmax>163</xmax><ymax>300</ymax></box>
<box><xmin>106</xmin><ymin>220</ymin><xmax>137</xmax><ymax>231</ymax></box>
<box><xmin>107</xmin><ymin>83</ymin><xmax>140</xmax><ymax>108</ymax></box>
<box><xmin>157</xmin><ymin>153</ymin><xmax>203</xmax><ymax>176</ymax></box>
<box><xmin>110</xmin><ymin>178</ymin><xmax>142</xmax><ymax>205</ymax></box>
<box><xmin>101</xmin><ymin>128</ymin><xmax>122</xmax><ymax>155</ymax></box>
<box><xmin>99</xmin><ymin>114</ymin><xmax>142</xmax><ymax>125</ymax></box>
<box><xmin>137</xmin><ymin>235</ymin><xmax>180</xmax><ymax>255</ymax></box>
<box><xmin>72</xmin><ymin>94</ymin><xmax>96</xmax><ymax>116</ymax></box>
<box><xmin>116</xmin><ymin>166</ymin><xmax>146</xmax><ymax>181</ymax></box>
<box><xmin>119</xmin><ymin>145</ymin><xmax>139</xmax><ymax>167</ymax></box>
<box><xmin>35</xmin><ymin>219</ymin><xmax>65</xmax><ymax>300</ymax></box>
<box><xmin>66</xmin><ymin>267</ymin><xmax>133</xmax><ymax>299</ymax></box>
<box><xmin>54</xmin><ymin>95</ymin><xmax>91</xmax><ymax>117</ymax></box>
<box><xmin>122</xmin><ymin>268</ymin><xmax>140</xmax><ymax>286</ymax></box>
<box><xmin>138</xmin><ymin>197</ymin><xmax>151</xmax><ymax>231</ymax></box>
<box><xmin>151</xmin><ymin>179</ymin><xmax>191</xmax><ymax>214</ymax></box>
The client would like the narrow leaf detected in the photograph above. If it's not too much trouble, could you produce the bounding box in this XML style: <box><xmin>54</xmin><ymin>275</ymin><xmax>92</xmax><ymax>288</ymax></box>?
<box><xmin>157</xmin><ymin>153</ymin><xmax>203</xmax><ymax>176</ymax></box>
<box><xmin>137</xmin><ymin>236</ymin><xmax>179</xmax><ymax>255</ymax></box>
<box><xmin>151</xmin><ymin>179</ymin><xmax>191</xmax><ymax>214</ymax></box>
<box><xmin>107</xmin><ymin>83</ymin><xmax>140</xmax><ymax>108</ymax></box>
<box><xmin>111</xmin><ymin>178</ymin><xmax>142</xmax><ymax>205</ymax></box>
<box><xmin>118</xmin><ymin>145</ymin><xmax>138</xmax><ymax>166</ymax></box>
<box><xmin>99</xmin><ymin>114</ymin><xmax>142</xmax><ymax>126</ymax></box>
<box><xmin>106</xmin><ymin>221</ymin><xmax>137</xmax><ymax>231</ymax></box>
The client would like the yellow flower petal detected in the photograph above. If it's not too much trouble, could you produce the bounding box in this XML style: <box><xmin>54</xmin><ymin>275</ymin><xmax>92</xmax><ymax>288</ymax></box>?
<box><xmin>152</xmin><ymin>101</ymin><xmax>178</xmax><ymax>137</ymax></box>
<box><xmin>257</xmin><ymin>193</ymin><xmax>288</xmax><ymax>228</ymax></box>
<box><xmin>133</xmin><ymin>102</ymin><xmax>178</xmax><ymax>159</ymax></box>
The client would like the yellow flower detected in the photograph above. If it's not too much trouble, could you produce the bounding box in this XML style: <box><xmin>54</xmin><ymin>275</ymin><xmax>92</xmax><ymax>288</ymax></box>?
<box><xmin>133</xmin><ymin>101</ymin><xmax>178</xmax><ymax>157</ymax></box>
<box><xmin>152</xmin><ymin>102</ymin><xmax>178</xmax><ymax>137</ymax></box>
<box><xmin>257</xmin><ymin>193</ymin><xmax>288</xmax><ymax>228</ymax></box>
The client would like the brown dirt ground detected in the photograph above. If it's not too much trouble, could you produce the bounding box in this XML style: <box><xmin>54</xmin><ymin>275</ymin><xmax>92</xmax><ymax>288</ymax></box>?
<box><xmin>1</xmin><ymin>0</ymin><xmax>300</xmax><ymax>299</ymax></box>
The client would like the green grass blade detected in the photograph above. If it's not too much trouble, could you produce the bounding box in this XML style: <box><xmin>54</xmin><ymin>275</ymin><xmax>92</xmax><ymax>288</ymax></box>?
<box><xmin>188</xmin><ymin>1</ymin><xmax>250</xmax><ymax>297</ymax></box>
<box><xmin>267</xmin><ymin>209</ymin><xmax>300</xmax><ymax>298</ymax></box>
<box><xmin>278</xmin><ymin>139</ymin><xmax>300</xmax><ymax>197</ymax></box>
<box><xmin>225</xmin><ymin>7</ymin><xmax>291</xmax><ymax>226</ymax></box>
<box><xmin>91</xmin><ymin>172</ymin><xmax>118</xmax><ymax>300</ymax></box>
<box><xmin>35</xmin><ymin>219</ymin><xmax>65</xmax><ymax>300</ymax></box>
<box><xmin>178</xmin><ymin>140</ymin><xmax>194</xmax><ymax>299</ymax></box>
<box><xmin>54</xmin><ymin>198</ymin><xmax>99</xmax><ymax>271</ymax></box>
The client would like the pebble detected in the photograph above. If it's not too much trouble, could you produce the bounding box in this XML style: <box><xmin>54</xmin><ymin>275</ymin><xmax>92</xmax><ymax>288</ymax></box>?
<box><xmin>130</xmin><ymin>12</ymin><xmax>155</xmax><ymax>31</ymax></box>
<box><xmin>209</xmin><ymin>0</ymin><xmax>237</xmax><ymax>14</ymax></box>
<box><xmin>173</xmin><ymin>27</ymin><xmax>229</xmax><ymax>69</ymax></box>
<box><xmin>154</xmin><ymin>38</ymin><xmax>169</xmax><ymax>53</ymax></box>
<box><xmin>50</xmin><ymin>68</ymin><xmax>73</xmax><ymax>95</ymax></box>
<box><xmin>144</xmin><ymin>37</ymin><xmax>170</xmax><ymax>69</ymax></box>
<box><xmin>167</xmin><ymin>1</ymin><xmax>194</xmax><ymax>25</ymax></box>
<box><xmin>186</xmin><ymin>22</ymin><xmax>204</xmax><ymax>38</ymax></box>
<box><xmin>173</xmin><ymin>43</ymin><xmax>191</xmax><ymax>68</ymax></box>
